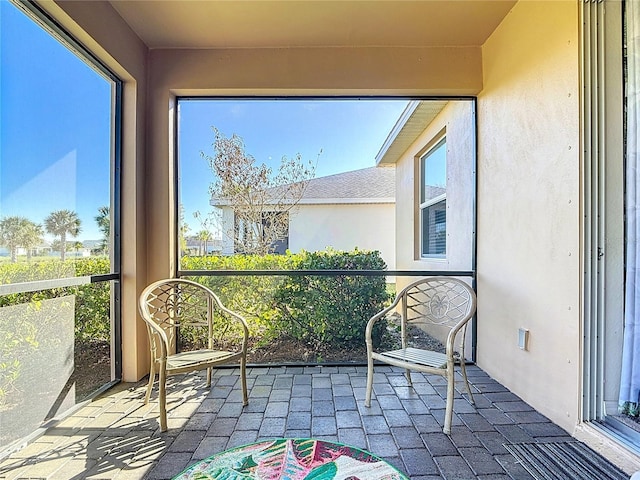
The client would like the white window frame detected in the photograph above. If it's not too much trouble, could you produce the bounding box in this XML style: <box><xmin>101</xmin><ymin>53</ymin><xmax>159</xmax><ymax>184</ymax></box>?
<box><xmin>419</xmin><ymin>138</ymin><xmax>447</xmax><ymax>259</ymax></box>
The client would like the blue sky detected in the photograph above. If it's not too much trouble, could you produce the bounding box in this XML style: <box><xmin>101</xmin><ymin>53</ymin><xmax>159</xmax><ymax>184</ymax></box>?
<box><xmin>178</xmin><ymin>99</ymin><xmax>408</xmax><ymax>233</ymax></box>
<box><xmin>1</xmin><ymin>1</ymin><xmax>112</xmax><ymax>241</ymax></box>
<box><xmin>2</xmin><ymin>0</ymin><xmax>409</xmax><ymax>242</ymax></box>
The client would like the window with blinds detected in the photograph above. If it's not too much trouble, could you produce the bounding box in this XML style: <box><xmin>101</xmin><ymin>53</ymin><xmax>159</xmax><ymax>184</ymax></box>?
<box><xmin>420</xmin><ymin>138</ymin><xmax>446</xmax><ymax>258</ymax></box>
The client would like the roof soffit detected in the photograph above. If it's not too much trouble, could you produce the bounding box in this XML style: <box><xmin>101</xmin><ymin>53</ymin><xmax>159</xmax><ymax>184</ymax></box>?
<box><xmin>108</xmin><ymin>1</ymin><xmax>516</xmax><ymax>50</ymax></box>
<box><xmin>376</xmin><ymin>100</ymin><xmax>448</xmax><ymax>165</ymax></box>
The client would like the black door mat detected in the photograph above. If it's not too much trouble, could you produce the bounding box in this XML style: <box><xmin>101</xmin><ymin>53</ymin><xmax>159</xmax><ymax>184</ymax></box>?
<box><xmin>503</xmin><ymin>441</ymin><xmax>628</xmax><ymax>480</ymax></box>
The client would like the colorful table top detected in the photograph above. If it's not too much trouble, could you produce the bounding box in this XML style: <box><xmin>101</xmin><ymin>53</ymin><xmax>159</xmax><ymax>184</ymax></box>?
<box><xmin>173</xmin><ymin>438</ymin><xmax>410</xmax><ymax>480</ymax></box>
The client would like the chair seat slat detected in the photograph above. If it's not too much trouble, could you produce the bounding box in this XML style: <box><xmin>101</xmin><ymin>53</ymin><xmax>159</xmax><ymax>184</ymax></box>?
<box><xmin>380</xmin><ymin>347</ymin><xmax>447</xmax><ymax>369</ymax></box>
<box><xmin>167</xmin><ymin>349</ymin><xmax>238</xmax><ymax>369</ymax></box>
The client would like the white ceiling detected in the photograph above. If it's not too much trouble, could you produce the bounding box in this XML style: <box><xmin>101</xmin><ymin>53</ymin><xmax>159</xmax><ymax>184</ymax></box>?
<box><xmin>108</xmin><ymin>1</ymin><xmax>516</xmax><ymax>50</ymax></box>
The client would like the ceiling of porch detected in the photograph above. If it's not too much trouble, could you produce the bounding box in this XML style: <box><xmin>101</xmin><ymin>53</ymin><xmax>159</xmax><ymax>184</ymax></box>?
<box><xmin>108</xmin><ymin>1</ymin><xmax>516</xmax><ymax>50</ymax></box>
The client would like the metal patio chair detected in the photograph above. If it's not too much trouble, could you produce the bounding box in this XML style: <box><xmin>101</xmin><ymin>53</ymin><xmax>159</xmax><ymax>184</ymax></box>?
<box><xmin>365</xmin><ymin>276</ymin><xmax>477</xmax><ymax>434</ymax></box>
<box><xmin>138</xmin><ymin>278</ymin><xmax>249</xmax><ymax>431</ymax></box>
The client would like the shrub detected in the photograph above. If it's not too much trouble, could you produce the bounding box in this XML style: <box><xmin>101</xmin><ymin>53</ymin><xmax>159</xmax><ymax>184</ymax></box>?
<box><xmin>183</xmin><ymin>250</ymin><xmax>391</xmax><ymax>352</ymax></box>
<box><xmin>181</xmin><ymin>254</ymin><xmax>296</xmax><ymax>344</ymax></box>
<box><xmin>0</xmin><ymin>257</ymin><xmax>111</xmax><ymax>341</ymax></box>
<box><xmin>271</xmin><ymin>249</ymin><xmax>391</xmax><ymax>349</ymax></box>
<box><xmin>0</xmin><ymin>252</ymin><xmax>391</xmax><ymax>382</ymax></box>
<box><xmin>0</xmin><ymin>257</ymin><xmax>110</xmax><ymax>407</ymax></box>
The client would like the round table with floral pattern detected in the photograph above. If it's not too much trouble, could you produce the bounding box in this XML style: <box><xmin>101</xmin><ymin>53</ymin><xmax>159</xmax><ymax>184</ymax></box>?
<box><xmin>173</xmin><ymin>438</ymin><xmax>410</xmax><ymax>480</ymax></box>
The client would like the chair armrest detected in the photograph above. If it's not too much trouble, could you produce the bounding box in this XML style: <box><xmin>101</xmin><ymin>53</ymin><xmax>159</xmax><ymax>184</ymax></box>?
<box><xmin>202</xmin><ymin>284</ymin><xmax>250</xmax><ymax>348</ymax></box>
<box><xmin>366</xmin><ymin>277</ymin><xmax>434</xmax><ymax>347</ymax></box>
<box><xmin>445</xmin><ymin>315</ymin><xmax>472</xmax><ymax>357</ymax></box>
<box><xmin>217</xmin><ymin>304</ymin><xmax>250</xmax><ymax>348</ymax></box>
<box><xmin>143</xmin><ymin>319</ymin><xmax>171</xmax><ymax>359</ymax></box>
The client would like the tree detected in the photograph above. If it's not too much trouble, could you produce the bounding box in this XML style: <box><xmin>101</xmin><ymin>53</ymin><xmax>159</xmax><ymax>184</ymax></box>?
<box><xmin>94</xmin><ymin>206</ymin><xmax>110</xmax><ymax>255</ymax></box>
<box><xmin>193</xmin><ymin>209</ymin><xmax>221</xmax><ymax>256</ymax></box>
<box><xmin>50</xmin><ymin>239</ymin><xmax>65</xmax><ymax>254</ymax></box>
<box><xmin>21</xmin><ymin>222</ymin><xmax>44</xmax><ymax>262</ymax></box>
<box><xmin>202</xmin><ymin>127</ymin><xmax>316</xmax><ymax>255</ymax></box>
<box><xmin>179</xmin><ymin>205</ymin><xmax>189</xmax><ymax>257</ymax></box>
<box><xmin>71</xmin><ymin>241</ymin><xmax>84</xmax><ymax>255</ymax></box>
<box><xmin>0</xmin><ymin>216</ymin><xmax>41</xmax><ymax>262</ymax></box>
<box><xmin>195</xmin><ymin>230</ymin><xmax>212</xmax><ymax>256</ymax></box>
<box><xmin>44</xmin><ymin>209</ymin><xmax>81</xmax><ymax>261</ymax></box>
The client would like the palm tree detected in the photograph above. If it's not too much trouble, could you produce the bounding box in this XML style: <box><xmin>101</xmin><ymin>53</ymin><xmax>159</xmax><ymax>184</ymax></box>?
<box><xmin>44</xmin><ymin>209</ymin><xmax>81</xmax><ymax>261</ymax></box>
<box><xmin>196</xmin><ymin>230</ymin><xmax>212</xmax><ymax>256</ymax></box>
<box><xmin>0</xmin><ymin>216</ymin><xmax>30</xmax><ymax>262</ymax></box>
<box><xmin>71</xmin><ymin>241</ymin><xmax>84</xmax><ymax>257</ymax></box>
<box><xmin>21</xmin><ymin>222</ymin><xmax>44</xmax><ymax>262</ymax></box>
<box><xmin>94</xmin><ymin>206</ymin><xmax>110</xmax><ymax>255</ymax></box>
<box><xmin>179</xmin><ymin>205</ymin><xmax>189</xmax><ymax>256</ymax></box>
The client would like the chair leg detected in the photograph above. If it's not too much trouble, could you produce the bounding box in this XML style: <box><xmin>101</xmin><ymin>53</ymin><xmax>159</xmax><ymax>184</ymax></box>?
<box><xmin>206</xmin><ymin>367</ymin><xmax>212</xmax><ymax>388</ymax></box>
<box><xmin>144</xmin><ymin>361</ymin><xmax>156</xmax><ymax>405</ymax></box>
<box><xmin>365</xmin><ymin>352</ymin><xmax>374</xmax><ymax>407</ymax></box>
<box><xmin>405</xmin><ymin>369</ymin><xmax>413</xmax><ymax>387</ymax></box>
<box><xmin>240</xmin><ymin>357</ymin><xmax>248</xmax><ymax>406</ymax></box>
<box><xmin>459</xmin><ymin>359</ymin><xmax>475</xmax><ymax>405</ymax></box>
<box><xmin>443</xmin><ymin>368</ymin><xmax>455</xmax><ymax>435</ymax></box>
<box><xmin>158</xmin><ymin>363</ymin><xmax>168</xmax><ymax>432</ymax></box>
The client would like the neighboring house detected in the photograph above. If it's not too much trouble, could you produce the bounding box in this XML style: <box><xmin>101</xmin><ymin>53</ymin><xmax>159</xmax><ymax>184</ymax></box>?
<box><xmin>83</xmin><ymin>239</ymin><xmax>105</xmax><ymax>254</ymax></box>
<box><xmin>376</xmin><ymin>100</ymin><xmax>475</xmax><ymax>282</ymax></box>
<box><xmin>212</xmin><ymin>166</ymin><xmax>396</xmax><ymax>270</ymax></box>
<box><xmin>0</xmin><ymin>244</ymin><xmax>53</xmax><ymax>258</ymax></box>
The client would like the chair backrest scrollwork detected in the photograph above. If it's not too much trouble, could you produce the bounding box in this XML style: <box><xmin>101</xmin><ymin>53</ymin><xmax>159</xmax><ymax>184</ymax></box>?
<box><xmin>139</xmin><ymin>279</ymin><xmax>248</xmax><ymax>356</ymax></box>
<box><xmin>403</xmin><ymin>277</ymin><xmax>475</xmax><ymax>330</ymax></box>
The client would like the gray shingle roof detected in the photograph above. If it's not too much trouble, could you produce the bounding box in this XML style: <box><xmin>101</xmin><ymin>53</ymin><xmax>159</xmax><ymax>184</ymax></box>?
<box><xmin>211</xmin><ymin>166</ymin><xmax>395</xmax><ymax>206</ymax></box>
<box><xmin>299</xmin><ymin>166</ymin><xmax>395</xmax><ymax>203</ymax></box>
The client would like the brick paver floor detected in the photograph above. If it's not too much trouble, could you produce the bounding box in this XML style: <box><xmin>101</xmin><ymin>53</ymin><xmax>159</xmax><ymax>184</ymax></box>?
<box><xmin>0</xmin><ymin>365</ymin><xmax>607</xmax><ymax>479</ymax></box>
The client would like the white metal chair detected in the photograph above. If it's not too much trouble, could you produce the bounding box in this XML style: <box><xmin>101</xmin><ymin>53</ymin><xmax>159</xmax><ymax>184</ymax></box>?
<box><xmin>365</xmin><ymin>276</ymin><xmax>476</xmax><ymax>434</ymax></box>
<box><xmin>138</xmin><ymin>278</ymin><xmax>249</xmax><ymax>431</ymax></box>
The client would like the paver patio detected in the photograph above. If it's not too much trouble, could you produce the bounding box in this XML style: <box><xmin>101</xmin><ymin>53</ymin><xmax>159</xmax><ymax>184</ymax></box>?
<box><xmin>0</xmin><ymin>364</ymin><xmax>606</xmax><ymax>479</ymax></box>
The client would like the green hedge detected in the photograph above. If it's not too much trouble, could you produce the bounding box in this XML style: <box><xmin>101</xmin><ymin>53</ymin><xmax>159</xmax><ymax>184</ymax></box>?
<box><xmin>0</xmin><ymin>257</ymin><xmax>111</xmax><ymax>341</ymax></box>
<box><xmin>182</xmin><ymin>253</ymin><xmax>296</xmax><ymax>344</ymax></box>
<box><xmin>1</xmin><ymin>250</ymin><xmax>390</xmax><ymax>366</ymax></box>
<box><xmin>183</xmin><ymin>249</ymin><xmax>391</xmax><ymax>350</ymax></box>
<box><xmin>271</xmin><ymin>249</ymin><xmax>390</xmax><ymax>348</ymax></box>
<box><xmin>0</xmin><ymin>257</ymin><xmax>110</xmax><ymax>407</ymax></box>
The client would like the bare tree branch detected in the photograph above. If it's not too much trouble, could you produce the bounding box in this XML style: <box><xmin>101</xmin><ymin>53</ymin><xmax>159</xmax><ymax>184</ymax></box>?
<box><xmin>202</xmin><ymin>127</ymin><xmax>317</xmax><ymax>255</ymax></box>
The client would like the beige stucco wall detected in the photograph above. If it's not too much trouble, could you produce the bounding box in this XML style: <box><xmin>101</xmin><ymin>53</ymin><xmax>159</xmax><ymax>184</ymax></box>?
<box><xmin>394</xmin><ymin>101</ymin><xmax>476</xmax><ymax>279</ymax></box>
<box><xmin>392</xmin><ymin>100</ymin><xmax>475</xmax><ymax>349</ymax></box>
<box><xmin>476</xmin><ymin>0</ymin><xmax>581</xmax><ymax>433</ymax></box>
<box><xmin>288</xmin><ymin>203</ymin><xmax>396</xmax><ymax>270</ymax></box>
<box><xmin>150</xmin><ymin>47</ymin><xmax>483</xmax><ymax>97</ymax></box>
